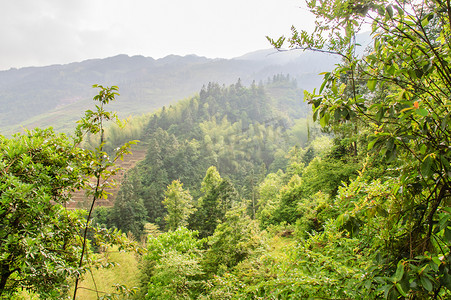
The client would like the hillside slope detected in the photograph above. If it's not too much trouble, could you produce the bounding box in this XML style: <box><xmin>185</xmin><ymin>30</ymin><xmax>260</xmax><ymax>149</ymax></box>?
<box><xmin>0</xmin><ymin>50</ymin><xmax>339</xmax><ymax>135</ymax></box>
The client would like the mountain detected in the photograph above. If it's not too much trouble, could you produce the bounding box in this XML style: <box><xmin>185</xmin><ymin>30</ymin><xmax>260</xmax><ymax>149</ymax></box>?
<box><xmin>0</xmin><ymin>49</ymin><xmax>340</xmax><ymax>135</ymax></box>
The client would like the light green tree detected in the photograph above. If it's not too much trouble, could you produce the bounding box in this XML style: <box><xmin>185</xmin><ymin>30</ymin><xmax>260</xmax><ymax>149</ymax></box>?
<box><xmin>203</xmin><ymin>207</ymin><xmax>263</xmax><ymax>275</ymax></box>
<box><xmin>162</xmin><ymin>180</ymin><xmax>195</xmax><ymax>231</ymax></box>
<box><xmin>140</xmin><ymin>227</ymin><xmax>204</xmax><ymax>299</ymax></box>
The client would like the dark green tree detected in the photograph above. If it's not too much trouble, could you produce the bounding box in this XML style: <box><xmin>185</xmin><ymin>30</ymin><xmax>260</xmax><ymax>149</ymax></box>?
<box><xmin>109</xmin><ymin>168</ymin><xmax>147</xmax><ymax>238</ymax></box>
<box><xmin>191</xmin><ymin>166</ymin><xmax>238</xmax><ymax>238</ymax></box>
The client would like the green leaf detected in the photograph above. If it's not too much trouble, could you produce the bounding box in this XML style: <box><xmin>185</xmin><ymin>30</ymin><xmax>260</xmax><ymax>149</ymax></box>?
<box><xmin>319</xmin><ymin>72</ymin><xmax>330</xmax><ymax>94</ymax></box>
<box><xmin>319</xmin><ymin>112</ymin><xmax>330</xmax><ymax>127</ymax></box>
<box><xmin>375</xmin><ymin>107</ymin><xmax>385</xmax><ymax>121</ymax></box>
<box><xmin>420</xmin><ymin>276</ymin><xmax>433</xmax><ymax>292</ymax></box>
<box><xmin>441</xmin><ymin>155</ymin><xmax>450</xmax><ymax>172</ymax></box>
<box><xmin>395</xmin><ymin>5</ymin><xmax>404</xmax><ymax>16</ymax></box>
<box><xmin>423</xmin><ymin>61</ymin><xmax>433</xmax><ymax>74</ymax></box>
<box><xmin>441</xmin><ymin>113</ymin><xmax>449</xmax><ymax>131</ymax></box>
<box><xmin>399</xmin><ymin>276</ymin><xmax>410</xmax><ymax>296</ymax></box>
<box><xmin>421</xmin><ymin>155</ymin><xmax>433</xmax><ymax>178</ymax></box>
<box><xmin>393</xmin><ymin>261</ymin><xmax>405</xmax><ymax>282</ymax></box>
<box><xmin>386</xmin><ymin>5</ymin><xmax>394</xmax><ymax>18</ymax></box>
<box><xmin>387</xmin><ymin>287</ymin><xmax>399</xmax><ymax>300</ymax></box>
<box><xmin>336</xmin><ymin>213</ymin><xmax>349</xmax><ymax>227</ymax></box>
<box><xmin>313</xmin><ymin>109</ymin><xmax>319</xmax><ymax>121</ymax></box>
<box><xmin>421</xmin><ymin>15</ymin><xmax>430</xmax><ymax>27</ymax></box>
<box><xmin>445</xmin><ymin>227</ymin><xmax>451</xmax><ymax>243</ymax></box>
<box><xmin>395</xmin><ymin>283</ymin><xmax>407</xmax><ymax>297</ymax></box>
<box><xmin>415</xmin><ymin>68</ymin><xmax>424</xmax><ymax>78</ymax></box>
<box><xmin>367</xmin><ymin>79</ymin><xmax>377</xmax><ymax>91</ymax></box>
<box><xmin>376</xmin><ymin>206</ymin><xmax>388</xmax><ymax>217</ymax></box>
<box><xmin>438</xmin><ymin>214</ymin><xmax>450</xmax><ymax>231</ymax></box>
<box><xmin>441</xmin><ymin>271</ymin><xmax>451</xmax><ymax>290</ymax></box>
<box><xmin>377</xmin><ymin>5</ymin><xmax>385</xmax><ymax>16</ymax></box>
<box><xmin>400</xmin><ymin>106</ymin><xmax>415</xmax><ymax>113</ymax></box>
<box><xmin>420</xmin><ymin>144</ymin><xmax>427</xmax><ymax>155</ymax></box>
<box><xmin>416</xmin><ymin>108</ymin><xmax>428</xmax><ymax>117</ymax></box>
<box><xmin>331</xmin><ymin>80</ymin><xmax>338</xmax><ymax>95</ymax></box>
<box><xmin>387</xmin><ymin>65</ymin><xmax>396</xmax><ymax>75</ymax></box>
<box><xmin>368</xmin><ymin>137</ymin><xmax>379</xmax><ymax>150</ymax></box>
<box><xmin>382</xmin><ymin>284</ymin><xmax>392</xmax><ymax>299</ymax></box>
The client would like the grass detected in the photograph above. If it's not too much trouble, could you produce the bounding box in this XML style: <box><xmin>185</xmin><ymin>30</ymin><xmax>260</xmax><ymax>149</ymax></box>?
<box><xmin>9</xmin><ymin>247</ymin><xmax>141</xmax><ymax>300</ymax></box>
<box><xmin>74</xmin><ymin>246</ymin><xmax>141</xmax><ymax>300</ymax></box>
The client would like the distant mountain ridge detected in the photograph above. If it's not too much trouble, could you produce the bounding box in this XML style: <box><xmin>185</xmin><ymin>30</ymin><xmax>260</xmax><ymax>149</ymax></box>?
<box><xmin>0</xmin><ymin>49</ymin><xmax>340</xmax><ymax>135</ymax></box>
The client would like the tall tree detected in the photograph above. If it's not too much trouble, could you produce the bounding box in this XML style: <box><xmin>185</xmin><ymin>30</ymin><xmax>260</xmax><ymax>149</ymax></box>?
<box><xmin>109</xmin><ymin>168</ymin><xmax>147</xmax><ymax>238</ymax></box>
<box><xmin>72</xmin><ymin>85</ymin><xmax>138</xmax><ymax>299</ymax></box>
<box><xmin>162</xmin><ymin>180</ymin><xmax>196</xmax><ymax>231</ymax></box>
<box><xmin>191</xmin><ymin>166</ymin><xmax>237</xmax><ymax>238</ymax></box>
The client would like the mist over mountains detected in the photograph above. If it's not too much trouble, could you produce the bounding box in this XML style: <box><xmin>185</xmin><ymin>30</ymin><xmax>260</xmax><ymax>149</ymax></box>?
<box><xmin>0</xmin><ymin>48</ymin><xmax>340</xmax><ymax>135</ymax></box>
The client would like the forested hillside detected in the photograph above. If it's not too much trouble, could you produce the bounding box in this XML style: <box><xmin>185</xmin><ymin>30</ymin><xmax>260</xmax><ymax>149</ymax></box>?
<box><xmin>0</xmin><ymin>50</ymin><xmax>338</xmax><ymax>135</ymax></box>
<box><xmin>91</xmin><ymin>75</ymin><xmax>313</xmax><ymax>232</ymax></box>
<box><xmin>84</xmin><ymin>74</ymin><xmax>365</xmax><ymax>299</ymax></box>
<box><xmin>1</xmin><ymin>0</ymin><xmax>450</xmax><ymax>299</ymax></box>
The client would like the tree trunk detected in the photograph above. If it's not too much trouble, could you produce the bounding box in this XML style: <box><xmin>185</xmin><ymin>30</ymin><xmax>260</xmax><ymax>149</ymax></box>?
<box><xmin>0</xmin><ymin>268</ymin><xmax>12</xmax><ymax>297</ymax></box>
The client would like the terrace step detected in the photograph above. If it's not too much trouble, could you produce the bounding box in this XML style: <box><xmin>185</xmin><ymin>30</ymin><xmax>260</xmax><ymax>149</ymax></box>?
<box><xmin>67</xmin><ymin>148</ymin><xmax>147</xmax><ymax>209</ymax></box>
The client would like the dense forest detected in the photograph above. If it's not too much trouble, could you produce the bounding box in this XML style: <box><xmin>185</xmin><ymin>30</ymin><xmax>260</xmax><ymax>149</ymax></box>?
<box><xmin>1</xmin><ymin>0</ymin><xmax>451</xmax><ymax>299</ymax></box>
<box><xmin>91</xmin><ymin>75</ymin><xmax>311</xmax><ymax>232</ymax></box>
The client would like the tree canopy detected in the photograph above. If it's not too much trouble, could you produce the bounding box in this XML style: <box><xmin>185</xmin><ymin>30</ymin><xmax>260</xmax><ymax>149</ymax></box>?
<box><xmin>268</xmin><ymin>0</ymin><xmax>451</xmax><ymax>297</ymax></box>
<box><xmin>0</xmin><ymin>129</ymin><xmax>88</xmax><ymax>297</ymax></box>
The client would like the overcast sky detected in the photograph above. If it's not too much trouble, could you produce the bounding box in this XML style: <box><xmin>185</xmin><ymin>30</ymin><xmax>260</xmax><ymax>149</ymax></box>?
<box><xmin>0</xmin><ymin>0</ymin><xmax>316</xmax><ymax>70</ymax></box>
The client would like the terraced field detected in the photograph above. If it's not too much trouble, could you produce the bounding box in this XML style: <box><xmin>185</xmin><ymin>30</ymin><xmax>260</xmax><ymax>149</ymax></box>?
<box><xmin>68</xmin><ymin>148</ymin><xmax>147</xmax><ymax>209</ymax></box>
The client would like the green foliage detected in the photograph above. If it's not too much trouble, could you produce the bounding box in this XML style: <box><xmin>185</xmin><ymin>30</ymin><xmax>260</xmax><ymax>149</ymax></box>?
<box><xmin>256</xmin><ymin>170</ymin><xmax>285</xmax><ymax>228</ymax></box>
<box><xmin>0</xmin><ymin>84</ymin><xmax>143</xmax><ymax>299</ymax></box>
<box><xmin>109</xmin><ymin>168</ymin><xmax>148</xmax><ymax>238</ymax></box>
<box><xmin>333</xmin><ymin>173</ymin><xmax>451</xmax><ymax>298</ymax></box>
<box><xmin>0</xmin><ymin>128</ymin><xmax>88</xmax><ymax>298</ymax></box>
<box><xmin>162</xmin><ymin>180</ymin><xmax>196</xmax><ymax>231</ymax></box>
<box><xmin>301</xmin><ymin>155</ymin><xmax>358</xmax><ymax>196</ymax></box>
<box><xmin>190</xmin><ymin>167</ymin><xmax>238</xmax><ymax>238</ymax></box>
<box><xmin>146</xmin><ymin>250</ymin><xmax>204</xmax><ymax>300</ymax></box>
<box><xmin>269</xmin><ymin>0</ymin><xmax>451</xmax><ymax>297</ymax></box>
<box><xmin>258</xmin><ymin>139</ymin><xmax>358</xmax><ymax>228</ymax></box>
<box><xmin>141</xmin><ymin>227</ymin><xmax>204</xmax><ymax>299</ymax></box>
<box><xmin>271</xmin><ymin>174</ymin><xmax>304</xmax><ymax>225</ymax></box>
<box><xmin>144</xmin><ymin>227</ymin><xmax>203</xmax><ymax>267</ymax></box>
<box><xmin>126</xmin><ymin>80</ymin><xmax>306</xmax><ymax>232</ymax></box>
<box><xmin>286</xmin><ymin>221</ymin><xmax>373</xmax><ymax>299</ymax></box>
<box><xmin>202</xmin><ymin>222</ymin><xmax>370</xmax><ymax>299</ymax></box>
<box><xmin>72</xmin><ymin>85</ymin><xmax>141</xmax><ymax>299</ymax></box>
<box><xmin>138</xmin><ymin>128</ymin><xmax>210</xmax><ymax>228</ymax></box>
<box><xmin>295</xmin><ymin>191</ymin><xmax>338</xmax><ymax>238</ymax></box>
<box><xmin>203</xmin><ymin>207</ymin><xmax>264</xmax><ymax>275</ymax></box>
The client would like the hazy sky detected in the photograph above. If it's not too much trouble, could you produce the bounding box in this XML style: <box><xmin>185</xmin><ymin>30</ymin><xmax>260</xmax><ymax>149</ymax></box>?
<box><xmin>0</xmin><ymin>0</ymin><xmax>315</xmax><ymax>70</ymax></box>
